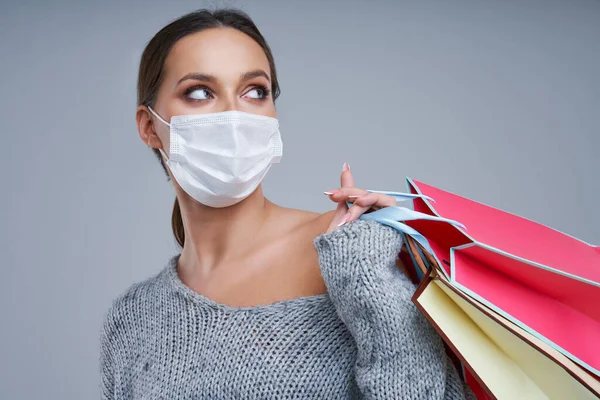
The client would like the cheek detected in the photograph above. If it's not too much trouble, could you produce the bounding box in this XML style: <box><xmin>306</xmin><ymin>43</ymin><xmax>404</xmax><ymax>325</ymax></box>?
<box><xmin>264</xmin><ymin>104</ymin><xmax>277</xmax><ymax>118</ymax></box>
<box><xmin>156</xmin><ymin>126</ymin><xmax>171</xmax><ymax>151</ymax></box>
<box><xmin>255</xmin><ymin>99</ymin><xmax>277</xmax><ymax>118</ymax></box>
<box><xmin>237</xmin><ymin>98</ymin><xmax>277</xmax><ymax>119</ymax></box>
<box><xmin>166</xmin><ymin>99</ymin><xmax>194</xmax><ymax>119</ymax></box>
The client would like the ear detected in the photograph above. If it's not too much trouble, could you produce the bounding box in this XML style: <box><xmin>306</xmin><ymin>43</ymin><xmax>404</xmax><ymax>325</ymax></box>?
<box><xmin>136</xmin><ymin>105</ymin><xmax>161</xmax><ymax>149</ymax></box>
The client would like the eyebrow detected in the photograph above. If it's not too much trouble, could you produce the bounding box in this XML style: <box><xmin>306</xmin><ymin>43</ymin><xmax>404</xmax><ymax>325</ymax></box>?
<box><xmin>176</xmin><ymin>69</ymin><xmax>271</xmax><ymax>87</ymax></box>
<box><xmin>176</xmin><ymin>73</ymin><xmax>217</xmax><ymax>86</ymax></box>
<box><xmin>240</xmin><ymin>69</ymin><xmax>271</xmax><ymax>83</ymax></box>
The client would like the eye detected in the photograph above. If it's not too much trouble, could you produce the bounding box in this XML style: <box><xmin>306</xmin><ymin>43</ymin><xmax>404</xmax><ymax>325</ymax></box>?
<box><xmin>243</xmin><ymin>85</ymin><xmax>270</xmax><ymax>100</ymax></box>
<box><xmin>184</xmin><ymin>86</ymin><xmax>213</xmax><ymax>101</ymax></box>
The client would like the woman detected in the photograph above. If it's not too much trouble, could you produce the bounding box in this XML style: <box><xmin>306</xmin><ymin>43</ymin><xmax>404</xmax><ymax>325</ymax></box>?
<box><xmin>100</xmin><ymin>8</ymin><xmax>473</xmax><ymax>400</ymax></box>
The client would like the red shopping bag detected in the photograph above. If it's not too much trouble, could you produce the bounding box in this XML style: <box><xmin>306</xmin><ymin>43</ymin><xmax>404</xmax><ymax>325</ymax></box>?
<box><xmin>402</xmin><ymin>177</ymin><xmax>600</xmax><ymax>377</ymax></box>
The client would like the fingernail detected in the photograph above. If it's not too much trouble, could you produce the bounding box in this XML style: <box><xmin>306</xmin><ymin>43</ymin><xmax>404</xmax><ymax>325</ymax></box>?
<box><xmin>343</xmin><ymin>162</ymin><xmax>351</xmax><ymax>172</ymax></box>
<box><xmin>324</xmin><ymin>190</ymin><xmax>338</xmax><ymax>195</ymax></box>
<box><xmin>337</xmin><ymin>212</ymin><xmax>351</xmax><ymax>227</ymax></box>
<box><xmin>348</xmin><ymin>195</ymin><xmax>361</xmax><ymax>199</ymax></box>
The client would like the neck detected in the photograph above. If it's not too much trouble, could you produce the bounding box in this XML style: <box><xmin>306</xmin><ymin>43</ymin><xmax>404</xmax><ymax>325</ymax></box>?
<box><xmin>177</xmin><ymin>186</ymin><xmax>273</xmax><ymax>276</ymax></box>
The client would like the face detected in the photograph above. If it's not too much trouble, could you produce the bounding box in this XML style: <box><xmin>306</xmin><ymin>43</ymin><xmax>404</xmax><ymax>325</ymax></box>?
<box><xmin>137</xmin><ymin>27</ymin><xmax>276</xmax><ymax>153</ymax></box>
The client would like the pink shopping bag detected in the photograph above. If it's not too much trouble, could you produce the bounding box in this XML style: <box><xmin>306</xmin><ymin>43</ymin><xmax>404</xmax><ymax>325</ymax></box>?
<box><xmin>403</xmin><ymin>178</ymin><xmax>600</xmax><ymax>377</ymax></box>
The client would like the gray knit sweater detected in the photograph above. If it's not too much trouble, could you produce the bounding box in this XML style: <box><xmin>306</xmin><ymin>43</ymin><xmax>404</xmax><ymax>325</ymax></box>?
<box><xmin>100</xmin><ymin>220</ymin><xmax>472</xmax><ymax>399</ymax></box>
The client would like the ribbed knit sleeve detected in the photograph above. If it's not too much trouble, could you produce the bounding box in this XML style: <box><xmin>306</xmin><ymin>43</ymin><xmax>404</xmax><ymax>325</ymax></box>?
<box><xmin>314</xmin><ymin>220</ymin><xmax>473</xmax><ymax>400</ymax></box>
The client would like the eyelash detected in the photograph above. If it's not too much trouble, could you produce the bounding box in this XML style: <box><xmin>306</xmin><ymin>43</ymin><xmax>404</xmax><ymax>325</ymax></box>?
<box><xmin>183</xmin><ymin>85</ymin><xmax>213</xmax><ymax>101</ymax></box>
<box><xmin>183</xmin><ymin>84</ymin><xmax>271</xmax><ymax>102</ymax></box>
<box><xmin>249</xmin><ymin>85</ymin><xmax>271</xmax><ymax>100</ymax></box>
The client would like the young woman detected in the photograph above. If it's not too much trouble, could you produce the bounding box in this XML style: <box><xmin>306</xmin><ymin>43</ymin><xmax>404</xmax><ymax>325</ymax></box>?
<box><xmin>100</xmin><ymin>8</ymin><xmax>473</xmax><ymax>399</ymax></box>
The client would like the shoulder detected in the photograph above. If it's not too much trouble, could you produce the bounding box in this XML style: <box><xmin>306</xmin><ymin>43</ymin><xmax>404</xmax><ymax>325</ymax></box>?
<box><xmin>100</xmin><ymin>262</ymin><xmax>172</xmax><ymax>343</ymax></box>
<box><xmin>269</xmin><ymin>199</ymin><xmax>404</xmax><ymax>263</ymax></box>
<box><xmin>299</xmin><ymin>206</ymin><xmax>403</xmax><ymax>246</ymax></box>
<box><xmin>107</xmin><ymin>272</ymin><xmax>164</xmax><ymax>317</ymax></box>
<box><xmin>265</xmin><ymin>205</ymin><xmax>334</xmax><ymax>246</ymax></box>
<box><xmin>314</xmin><ymin>219</ymin><xmax>403</xmax><ymax>253</ymax></box>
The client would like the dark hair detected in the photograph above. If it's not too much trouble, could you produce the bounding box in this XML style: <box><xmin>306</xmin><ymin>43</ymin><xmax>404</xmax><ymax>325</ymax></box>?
<box><xmin>137</xmin><ymin>8</ymin><xmax>281</xmax><ymax>248</ymax></box>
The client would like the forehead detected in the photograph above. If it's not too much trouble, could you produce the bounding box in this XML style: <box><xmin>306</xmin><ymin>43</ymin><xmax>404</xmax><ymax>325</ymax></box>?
<box><xmin>164</xmin><ymin>27</ymin><xmax>271</xmax><ymax>82</ymax></box>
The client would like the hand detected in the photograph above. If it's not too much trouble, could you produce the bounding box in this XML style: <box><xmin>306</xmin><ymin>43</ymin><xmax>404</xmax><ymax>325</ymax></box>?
<box><xmin>325</xmin><ymin>163</ymin><xmax>397</xmax><ymax>233</ymax></box>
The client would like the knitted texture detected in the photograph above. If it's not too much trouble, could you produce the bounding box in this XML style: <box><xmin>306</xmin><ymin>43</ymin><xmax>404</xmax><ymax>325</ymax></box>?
<box><xmin>100</xmin><ymin>220</ymin><xmax>473</xmax><ymax>399</ymax></box>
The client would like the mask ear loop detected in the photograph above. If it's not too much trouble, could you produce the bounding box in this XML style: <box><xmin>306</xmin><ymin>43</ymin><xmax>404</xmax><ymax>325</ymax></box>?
<box><xmin>147</xmin><ymin>106</ymin><xmax>170</xmax><ymax>126</ymax></box>
<box><xmin>147</xmin><ymin>106</ymin><xmax>171</xmax><ymax>162</ymax></box>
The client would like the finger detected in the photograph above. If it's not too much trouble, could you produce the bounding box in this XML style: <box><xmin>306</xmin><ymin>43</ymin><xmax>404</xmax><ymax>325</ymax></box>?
<box><xmin>341</xmin><ymin>193</ymin><xmax>398</xmax><ymax>226</ymax></box>
<box><xmin>324</xmin><ymin>187</ymin><xmax>368</xmax><ymax>202</ymax></box>
<box><xmin>326</xmin><ymin>198</ymin><xmax>351</xmax><ymax>233</ymax></box>
<box><xmin>350</xmin><ymin>193</ymin><xmax>379</xmax><ymax>208</ymax></box>
<box><xmin>326</xmin><ymin>163</ymin><xmax>354</xmax><ymax>233</ymax></box>
<box><xmin>327</xmin><ymin>164</ymin><xmax>352</xmax><ymax>232</ymax></box>
<box><xmin>345</xmin><ymin>203</ymin><xmax>371</xmax><ymax>223</ymax></box>
<box><xmin>352</xmin><ymin>193</ymin><xmax>397</xmax><ymax>208</ymax></box>
<box><xmin>341</xmin><ymin>162</ymin><xmax>354</xmax><ymax>189</ymax></box>
<box><xmin>326</xmin><ymin>190</ymin><xmax>397</xmax><ymax>209</ymax></box>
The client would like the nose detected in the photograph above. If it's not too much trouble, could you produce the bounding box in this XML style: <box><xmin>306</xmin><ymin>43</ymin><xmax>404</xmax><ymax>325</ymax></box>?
<box><xmin>220</xmin><ymin>92</ymin><xmax>239</xmax><ymax>112</ymax></box>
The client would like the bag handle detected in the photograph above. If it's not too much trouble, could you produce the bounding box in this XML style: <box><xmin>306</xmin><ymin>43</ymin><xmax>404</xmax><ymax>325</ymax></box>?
<box><xmin>404</xmin><ymin>234</ymin><xmax>443</xmax><ymax>277</ymax></box>
<box><xmin>358</xmin><ymin>205</ymin><xmax>465</xmax><ymax>254</ymax></box>
<box><xmin>366</xmin><ymin>190</ymin><xmax>435</xmax><ymax>203</ymax></box>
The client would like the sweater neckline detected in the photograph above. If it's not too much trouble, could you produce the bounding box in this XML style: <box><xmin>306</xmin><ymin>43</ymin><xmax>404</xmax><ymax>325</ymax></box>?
<box><xmin>162</xmin><ymin>255</ymin><xmax>331</xmax><ymax>313</ymax></box>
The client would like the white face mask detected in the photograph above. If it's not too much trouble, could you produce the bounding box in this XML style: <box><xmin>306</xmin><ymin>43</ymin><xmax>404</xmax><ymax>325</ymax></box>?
<box><xmin>148</xmin><ymin>107</ymin><xmax>283</xmax><ymax>208</ymax></box>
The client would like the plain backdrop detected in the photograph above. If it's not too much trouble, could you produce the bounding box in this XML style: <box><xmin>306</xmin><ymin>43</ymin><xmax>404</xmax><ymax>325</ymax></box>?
<box><xmin>1</xmin><ymin>0</ymin><xmax>599</xmax><ymax>398</ymax></box>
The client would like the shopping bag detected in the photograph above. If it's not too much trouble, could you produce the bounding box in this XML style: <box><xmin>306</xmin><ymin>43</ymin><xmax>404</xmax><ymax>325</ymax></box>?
<box><xmin>413</xmin><ymin>269</ymin><xmax>600</xmax><ymax>399</ymax></box>
<box><xmin>357</xmin><ymin>177</ymin><xmax>600</xmax><ymax>398</ymax></box>
<box><xmin>399</xmin><ymin>178</ymin><xmax>600</xmax><ymax>377</ymax></box>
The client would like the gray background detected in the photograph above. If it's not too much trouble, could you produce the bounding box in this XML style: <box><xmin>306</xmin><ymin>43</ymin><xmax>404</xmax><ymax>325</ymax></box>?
<box><xmin>1</xmin><ymin>0</ymin><xmax>599</xmax><ymax>398</ymax></box>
